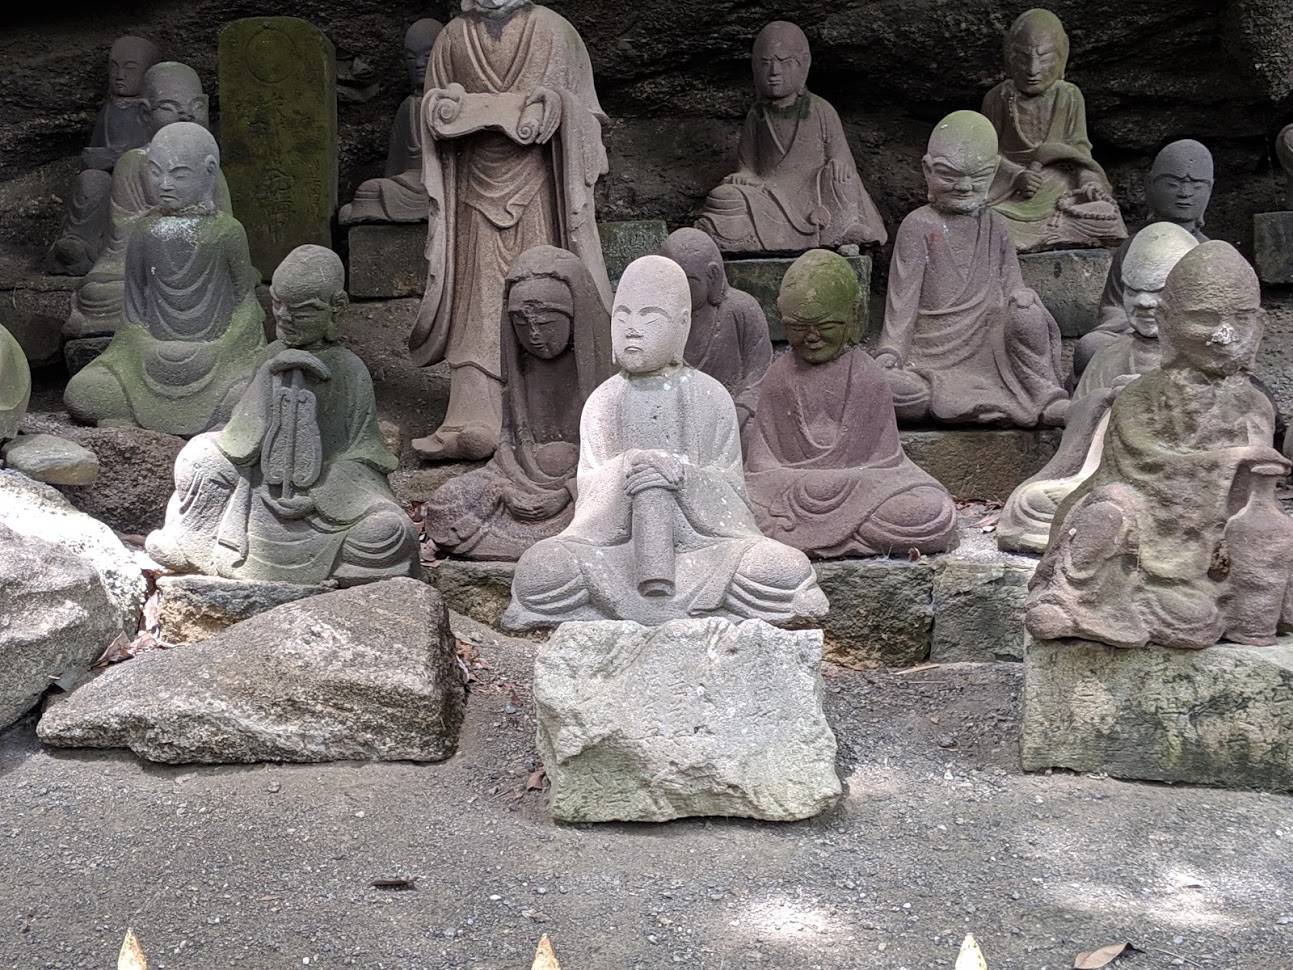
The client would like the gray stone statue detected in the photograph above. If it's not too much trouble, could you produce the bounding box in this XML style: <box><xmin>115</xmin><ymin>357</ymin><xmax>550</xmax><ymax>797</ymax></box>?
<box><xmin>63</xmin><ymin>123</ymin><xmax>265</xmax><ymax>436</ymax></box>
<box><xmin>338</xmin><ymin>18</ymin><xmax>443</xmax><ymax>226</ymax></box>
<box><xmin>1278</xmin><ymin>123</ymin><xmax>1293</xmax><ymax>211</ymax></box>
<box><xmin>503</xmin><ymin>254</ymin><xmax>829</xmax><ymax>630</ymax></box>
<box><xmin>695</xmin><ymin>21</ymin><xmax>886</xmax><ymax>254</ymax></box>
<box><xmin>0</xmin><ymin>325</ymin><xmax>31</xmax><ymax>443</ymax></box>
<box><xmin>146</xmin><ymin>245</ymin><xmax>420</xmax><ymax>586</ymax></box>
<box><xmin>1027</xmin><ymin>241</ymin><xmax>1293</xmax><ymax>649</ymax></box>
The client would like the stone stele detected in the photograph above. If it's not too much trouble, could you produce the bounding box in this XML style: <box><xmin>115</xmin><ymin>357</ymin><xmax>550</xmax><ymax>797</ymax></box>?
<box><xmin>219</xmin><ymin>17</ymin><xmax>337</xmax><ymax>280</ymax></box>
<box><xmin>536</xmin><ymin>617</ymin><xmax>842</xmax><ymax>822</ymax></box>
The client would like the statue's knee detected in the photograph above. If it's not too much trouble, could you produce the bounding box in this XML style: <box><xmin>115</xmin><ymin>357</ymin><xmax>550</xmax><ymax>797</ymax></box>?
<box><xmin>741</xmin><ymin>539</ymin><xmax>813</xmax><ymax>589</ymax></box>
<box><xmin>349</xmin><ymin>506</ymin><xmax>417</xmax><ymax>550</ymax></box>
<box><xmin>875</xmin><ymin>485</ymin><xmax>955</xmax><ymax>534</ymax></box>
<box><xmin>705</xmin><ymin>183</ymin><xmax>744</xmax><ymax>207</ymax></box>
<box><xmin>513</xmin><ymin>540</ymin><xmax>577</xmax><ymax>600</ymax></box>
<box><xmin>64</xmin><ymin>365</ymin><xmax>128</xmax><ymax>426</ymax></box>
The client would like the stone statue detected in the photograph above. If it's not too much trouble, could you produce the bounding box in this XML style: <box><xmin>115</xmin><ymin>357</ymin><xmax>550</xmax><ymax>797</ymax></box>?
<box><xmin>424</xmin><ymin>245</ymin><xmax>612</xmax><ymax>560</ymax></box>
<box><xmin>0</xmin><ymin>325</ymin><xmax>31</xmax><ymax>443</ymax></box>
<box><xmin>63</xmin><ymin>123</ymin><xmax>266</xmax><ymax>436</ymax></box>
<box><xmin>408</xmin><ymin>0</ymin><xmax>613</xmax><ymax>461</ymax></box>
<box><xmin>1277</xmin><ymin>123</ymin><xmax>1293</xmax><ymax>210</ymax></box>
<box><xmin>65</xmin><ymin>62</ymin><xmax>224</xmax><ymax>341</ymax></box>
<box><xmin>46</xmin><ymin>36</ymin><xmax>162</xmax><ymax>276</ymax></box>
<box><xmin>338</xmin><ymin>19</ymin><xmax>443</xmax><ymax>226</ymax></box>
<box><xmin>695</xmin><ymin>21</ymin><xmax>887</xmax><ymax>254</ymax></box>
<box><xmin>745</xmin><ymin>250</ymin><xmax>958</xmax><ymax>558</ymax></box>
<box><xmin>503</xmin><ymin>255</ymin><xmax>829</xmax><ymax>630</ymax></box>
<box><xmin>1027</xmin><ymin>241</ymin><xmax>1293</xmax><ymax>649</ymax></box>
<box><xmin>997</xmin><ymin>222</ymin><xmax>1199</xmax><ymax>553</ymax></box>
<box><xmin>146</xmin><ymin>245</ymin><xmax>420</xmax><ymax>586</ymax></box>
<box><xmin>876</xmin><ymin>110</ymin><xmax>1069</xmax><ymax>428</ymax></box>
<box><xmin>658</xmin><ymin>228</ymin><xmax>772</xmax><ymax>446</ymax></box>
<box><xmin>981</xmin><ymin>9</ymin><xmax>1126</xmax><ymax>252</ymax></box>
<box><xmin>1072</xmin><ymin>139</ymin><xmax>1213</xmax><ymax>379</ymax></box>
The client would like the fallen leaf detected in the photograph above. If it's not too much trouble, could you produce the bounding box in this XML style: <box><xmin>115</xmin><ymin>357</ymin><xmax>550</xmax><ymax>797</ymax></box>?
<box><xmin>371</xmin><ymin>875</ymin><xmax>418</xmax><ymax>890</ymax></box>
<box><xmin>902</xmin><ymin>662</ymin><xmax>941</xmax><ymax>674</ymax></box>
<box><xmin>955</xmin><ymin>933</ymin><xmax>988</xmax><ymax>970</ymax></box>
<box><xmin>94</xmin><ymin>632</ymin><xmax>133</xmax><ymax>669</ymax></box>
<box><xmin>526</xmin><ymin>770</ymin><xmax>546</xmax><ymax>791</ymax></box>
<box><xmin>142</xmin><ymin>592</ymin><xmax>162</xmax><ymax>638</ymax></box>
<box><xmin>1074</xmin><ymin>942</ymin><xmax>1140</xmax><ymax>969</ymax></box>
<box><xmin>975</xmin><ymin>512</ymin><xmax>1001</xmax><ymax>529</ymax></box>
<box><xmin>532</xmin><ymin>934</ymin><xmax>561</xmax><ymax>970</ymax></box>
<box><xmin>907</xmin><ymin>546</ymin><xmax>921</xmax><ymax>561</ymax></box>
<box><xmin>118</xmin><ymin>928</ymin><xmax>147</xmax><ymax>970</ymax></box>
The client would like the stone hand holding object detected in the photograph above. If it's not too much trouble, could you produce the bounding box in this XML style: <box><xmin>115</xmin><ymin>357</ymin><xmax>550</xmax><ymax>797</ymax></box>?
<box><xmin>504</xmin><ymin>486</ymin><xmax>570</xmax><ymax>522</ymax></box>
<box><xmin>624</xmin><ymin>449</ymin><xmax>685</xmax><ymax>496</ymax></box>
<box><xmin>523</xmin><ymin>86</ymin><xmax>562</xmax><ymax>144</ymax></box>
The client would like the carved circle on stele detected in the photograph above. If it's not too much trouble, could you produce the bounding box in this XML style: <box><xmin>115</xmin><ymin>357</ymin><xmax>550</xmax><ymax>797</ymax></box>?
<box><xmin>245</xmin><ymin>22</ymin><xmax>301</xmax><ymax>85</ymax></box>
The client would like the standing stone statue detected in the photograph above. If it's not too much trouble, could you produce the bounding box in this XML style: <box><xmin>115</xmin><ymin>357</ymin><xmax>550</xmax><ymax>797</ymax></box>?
<box><xmin>409</xmin><ymin>0</ymin><xmax>613</xmax><ymax>461</ymax></box>
<box><xmin>981</xmin><ymin>9</ymin><xmax>1126</xmax><ymax>252</ymax></box>
<box><xmin>1027</xmin><ymin>241</ymin><xmax>1293</xmax><ymax>649</ymax></box>
<box><xmin>425</xmin><ymin>246</ymin><xmax>612</xmax><ymax>560</ymax></box>
<box><xmin>695</xmin><ymin>21</ymin><xmax>886</xmax><ymax>254</ymax></box>
<box><xmin>339</xmin><ymin>19</ymin><xmax>443</xmax><ymax>226</ymax></box>
<box><xmin>658</xmin><ymin>228</ymin><xmax>772</xmax><ymax>446</ymax></box>
<box><xmin>997</xmin><ymin>223</ymin><xmax>1199</xmax><ymax>553</ymax></box>
<box><xmin>503</xmin><ymin>255</ymin><xmax>828</xmax><ymax>630</ymax></box>
<box><xmin>745</xmin><ymin>250</ymin><xmax>958</xmax><ymax>558</ymax></box>
<box><xmin>63</xmin><ymin>123</ymin><xmax>266</xmax><ymax>436</ymax></box>
<box><xmin>1277</xmin><ymin>123</ymin><xmax>1293</xmax><ymax>210</ymax></box>
<box><xmin>0</xmin><ymin>325</ymin><xmax>31</xmax><ymax>443</ymax></box>
<box><xmin>876</xmin><ymin>110</ymin><xmax>1069</xmax><ymax>427</ymax></box>
<box><xmin>46</xmin><ymin>36</ymin><xmax>162</xmax><ymax>276</ymax></box>
<box><xmin>147</xmin><ymin>245</ymin><xmax>420</xmax><ymax>586</ymax></box>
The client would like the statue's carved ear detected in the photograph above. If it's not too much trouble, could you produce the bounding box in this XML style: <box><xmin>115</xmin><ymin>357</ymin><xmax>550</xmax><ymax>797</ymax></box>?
<box><xmin>706</xmin><ymin>262</ymin><xmax>724</xmax><ymax>304</ymax></box>
<box><xmin>205</xmin><ymin>155</ymin><xmax>218</xmax><ymax>175</ymax></box>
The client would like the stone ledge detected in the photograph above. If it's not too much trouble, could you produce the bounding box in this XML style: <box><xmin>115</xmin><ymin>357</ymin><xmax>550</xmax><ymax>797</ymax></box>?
<box><xmin>899</xmin><ymin>427</ymin><xmax>1062</xmax><ymax>503</ymax></box>
<box><xmin>723</xmin><ymin>253</ymin><xmax>872</xmax><ymax>342</ymax></box>
<box><xmin>1018</xmin><ymin>247</ymin><xmax>1115</xmax><ymax>337</ymax></box>
<box><xmin>157</xmin><ymin>575</ymin><xmax>331</xmax><ymax>645</ymax></box>
<box><xmin>1253</xmin><ymin>211</ymin><xmax>1293</xmax><ymax>286</ymax></box>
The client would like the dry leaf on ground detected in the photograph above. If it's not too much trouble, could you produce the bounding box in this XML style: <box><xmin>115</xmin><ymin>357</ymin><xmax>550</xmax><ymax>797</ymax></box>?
<box><xmin>1074</xmin><ymin>942</ymin><xmax>1140</xmax><ymax>968</ymax></box>
<box><xmin>118</xmin><ymin>928</ymin><xmax>147</xmax><ymax>970</ymax></box>
<box><xmin>532</xmin><ymin>934</ymin><xmax>561</xmax><ymax>970</ymax></box>
<box><xmin>955</xmin><ymin>933</ymin><xmax>988</xmax><ymax>970</ymax></box>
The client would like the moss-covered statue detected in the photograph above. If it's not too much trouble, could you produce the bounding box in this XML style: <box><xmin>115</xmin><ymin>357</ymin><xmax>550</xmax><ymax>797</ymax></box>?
<box><xmin>0</xmin><ymin>325</ymin><xmax>31</xmax><ymax>443</ymax></box>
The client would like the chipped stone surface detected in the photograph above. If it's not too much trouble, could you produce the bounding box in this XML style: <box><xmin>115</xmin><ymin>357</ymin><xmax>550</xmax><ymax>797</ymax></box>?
<box><xmin>1</xmin><ymin>433</ymin><xmax>98</xmax><ymax>485</ymax></box>
<box><xmin>932</xmin><ymin>559</ymin><xmax>1036</xmax><ymax>663</ymax></box>
<box><xmin>811</xmin><ymin>560</ymin><xmax>934</xmax><ymax>668</ymax></box>
<box><xmin>156</xmin><ymin>575</ymin><xmax>330</xmax><ymax>644</ymax></box>
<box><xmin>347</xmin><ymin>224</ymin><xmax>427</xmax><ymax>299</ymax></box>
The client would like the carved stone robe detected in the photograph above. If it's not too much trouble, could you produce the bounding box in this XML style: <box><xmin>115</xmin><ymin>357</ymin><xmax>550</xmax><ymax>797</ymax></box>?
<box><xmin>339</xmin><ymin>95</ymin><xmax>428</xmax><ymax>224</ymax></box>
<box><xmin>684</xmin><ymin>287</ymin><xmax>772</xmax><ymax>435</ymax></box>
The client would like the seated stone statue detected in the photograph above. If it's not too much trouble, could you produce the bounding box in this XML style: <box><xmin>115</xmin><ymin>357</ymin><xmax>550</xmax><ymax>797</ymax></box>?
<box><xmin>338</xmin><ymin>18</ymin><xmax>442</xmax><ymax>226</ymax></box>
<box><xmin>1027</xmin><ymin>241</ymin><xmax>1293</xmax><ymax>649</ymax></box>
<box><xmin>503</xmin><ymin>255</ymin><xmax>829</xmax><ymax>630</ymax></box>
<box><xmin>65</xmin><ymin>62</ymin><xmax>224</xmax><ymax>341</ymax></box>
<box><xmin>1278</xmin><ymin>123</ymin><xmax>1293</xmax><ymax>211</ymax></box>
<box><xmin>658</xmin><ymin>228</ymin><xmax>772</xmax><ymax>445</ymax></box>
<box><xmin>981</xmin><ymin>9</ymin><xmax>1126</xmax><ymax>252</ymax></box>
<box><xmin>1072</xmin><ymin>139</ymin><xmax>1213</xmax><ymax>379</ymax></box>
<box><xmin>997</xmin><ymin>222</ymin><xmax>1199</xmax><ymax>553</ymax></box>
<box><xmin>695</xmin><ymin>21</ymin><xmax>886</xmax><ymax>254</ymax></box>
<box><xmin>146</xmin><ymin>245</ymin><xmax>420</xmax><ymax>586</ymax></box>
<box><xmin>64</xmin><ymin>123</ymin><xmax>265</xmax><ymax>436</ymax></box>
<box><xmin>0</xmin><ymin>325</ymin><xmax>31</xmax><ymax>443</ymax></box>
<box><xmin>745</xmin><ymin>250</ymin><xmax>958</xmax><ymax>558</ymax></box>
<box><xmin>876</xmin><ymin>110</ymin><xmax>1069</xmax><ymax>428</ymax></box>
<box><xmin>425</xmin><ymin>245</ymin><xmax>612</xmax><ymax>560</ymax></box>
<box><xmin>46</xmin><ymin>36</ymin><xmax>162</xmax><ymax>276</ymax></box>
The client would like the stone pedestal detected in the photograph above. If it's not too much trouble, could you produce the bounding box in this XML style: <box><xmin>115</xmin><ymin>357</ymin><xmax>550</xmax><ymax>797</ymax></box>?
<box><xmin>347</xmin><ymin>224</ymin><xmax>427</xmax><ymax>299</ymax></box>
<box><xmin>1022</xmin><ymin>636</ymin><xmax>1293</xmax><ymax>791</ymax></box>
<box><xmin>156</xmin><ymin>575</ymin><xmax>330</xmax><ymax>644</ymax></box>
<box><xmin>1018</xmin><ymin>248</ymin><xmax>1114</xmax><ymax>337</ymax></box>
<box><xmin>1253</xmin><ymin>211</ymin><xmax>1293</xmax><ymax>286</ymax></box>
<box><xmin>899</xmin><ymin>427</ymin><xmax>1062</xmax><ymax>503</ymax></box>
<box><xmin>536</xmin><ymin>618</ymin><xmax>841</xmax><ymax>822</ymax></box>
<box><xmin>599</xmin><ymin>219</ymin><xmax>668</xmax><ymax>287</ymax></box>
<box><xmin>723</xmin><ymin>253</ymin><xmax>872</xmax><ymax>341</ymax></box>
<box><xmin>931</xmin><ymin>558</ymin><xmax>1034</xmax><ymax>662</ymax></box>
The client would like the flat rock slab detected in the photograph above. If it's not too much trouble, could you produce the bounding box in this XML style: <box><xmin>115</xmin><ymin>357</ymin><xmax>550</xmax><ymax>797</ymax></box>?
<box><xmin>536</xmin><ymin>618</ymin><xmax>841</xmax><ymax>822</ymax></box>
<box><xmin>1018</xmin><ymin>248</ymin><xmax>1114</xmax><ymax>337</ymax></box>
<box><xmin>347</xmin><ymin>224</ymin><xmax>427</xmax><ymax>299</ymax></box>
<box><xmin>1253</xmin><ymin>211</ymin><xmax>1293</xmax><ymax>286</ymax></box>
<box><xmin>599</xmin><ymin>219</ymin><xmax>669</xmax><ymax>286</ymax></box>
<box><xmin>1022</xmin><ymin>636</ymin><xmax>1293</xmax><ymax>791</ymax></box>
<box><xmin>156</xmin><ymin>575</ymin><xmax>331</xmax><ymax>644</ymax></box>
<box><xmin>38</xmin><ymin>578</ymin><xmax>465</xmax><ymax>765</ymax></box>
<box><xmin>724</xmin><ymin>253</ymin><xmax>871</xmax><ymax>342</ymax></box>
<box><xmin>1</xmin><ymin>433</ymin><xmax>98</xmax><ymax>485</ymax></box>
<box><xmin>900</xmin><ymin>427</ymin><xmax>1062</xmax><ymax>503</ymax></box>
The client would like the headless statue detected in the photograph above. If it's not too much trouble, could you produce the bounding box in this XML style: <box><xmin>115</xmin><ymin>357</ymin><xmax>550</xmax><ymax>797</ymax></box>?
<box><xmin>745</xmin><ymin>250</ymin><xmax>958</xmax><ymax>558</ymax></box>
<box><xmin>876</xmin><ymin>110</ymin><xmax>1069</xmax><ymax>428</ymax></box>
<box><xmin>146</xmin><ymin>245</ymin><xmax>420</xmax><ymax>586</ymax></box>
<box><xmin>503</xmin><ymin>255</ymin><xmax>829</xmax><ymax>630</ymax></box>
<box><xmin>695</xmin><ymin>21</ymin><xmax>886</xmax><ymax>254</ymax></box>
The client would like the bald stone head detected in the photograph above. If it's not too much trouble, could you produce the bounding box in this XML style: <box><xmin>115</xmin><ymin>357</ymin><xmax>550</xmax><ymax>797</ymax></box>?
<box><xmin>612</xmin><ymin>255</ymin><xmax>692</xmax><ymax>375</ymax></box>
<box><xmin>109</xmin><ymin>35</ymin><xmax>161</xmax><ymax>99</ymax></box>
<box><xmin>1006</xmin><ymin>9</ymin><xmax>1068</xmax><ymax>97</ymax></box>
<box><xmin>660</xmin><ymin>227</ymin><xmax>728</xmax><ymax>311</ymax></box>
<box><xmin>1148</xmin><ymin>139</ymin><xmax>1213</xmax><ymax>228</ymax></box>
<box><xmin>146</xmin><ymin>121</ymin><xmax>219</xmax><ymax>214</ymax></box>
<box><xmin>778</xmin><ymin>249</ymin><xmax>860</xmax><ymax>364</ymax></box>
<box><xmin>271</xmin><ymin>245</ymin><xmax>348</xmax><ymax>348</ymax></box>
<box><xmin>1120</xmin><ymin>222</ymin><xmax>1199</xmax><ymax>339</ymax></box>
<box><xmin>752</xmin><ymin>21</ymin><xmax>811</xmax><ymax>108</ymax></box>
<box><xmin>404</xmin><ymin>18</ymin><xmax>443</xmax><ymax>91</ymax></box>
<box><xmin>142</xmin><ymin>62</ymin><xmax>209</xmax><ymax>131</ymax></box>
<box><xmin>924</xmin><ymin>110</ymin><xmax>1000</xmax><ymax>214</ymax></box>
<box><xmin>1159</xmin><ymin>240</ymin><xmax>1264</xmax><ymax>376</ymax></box>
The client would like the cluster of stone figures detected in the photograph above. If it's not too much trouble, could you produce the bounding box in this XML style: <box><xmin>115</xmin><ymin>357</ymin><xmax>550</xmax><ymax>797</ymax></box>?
<box><xmin>9</xmin><ymin>4</ymin><xmax>1293</xmax><ymax>658</ymax></box>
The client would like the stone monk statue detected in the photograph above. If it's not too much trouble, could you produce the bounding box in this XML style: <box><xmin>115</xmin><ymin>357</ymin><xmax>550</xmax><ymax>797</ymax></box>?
<box><xmin>338</xmin><ymin>18</ymin><xmax>443</xmax><ymax>226</ymax></box>
<box><xmin>745</xmin><ymin>250</ymin><xmax>958</xmax><ymax>559</ymax></box>
<box><xmin>997</xmin><ymin>222</ymin><xmax>1199</xmax><ymax>553</ymax></box>
<box><xmin>63</xmin><ymin>123</ymin><xmax>265</xmax><ymax>436</ymax></box>
<box><xmin>876</xmin><ymin>110</ymin><xmax>1069</xmax><ymax>428</ymax></box>
<box><xmin>408</xmin><ymin>0</ymin><xmax>613</xmax><ymax>462</ymax></box>
<box><xmin>503</xmin><ymin>255</ymin><xmax>829</xmax><ymax>630</ymax></box>
<box><xmin>1276</xmin><ymin>123</ymin><xmax>1293</xmax><ymax>210</ymax></box>
<box><xmin>425</xmin><ymin>245</ymin><xmax>612</xmax><ymax>560</ymax></box>
<box><xmin>146</xmin><ymin>245</ymin><xmax>420</xmax><ymax>586</ymax></box>
<box><xmin>981</xmin><ymin>9</ymin><xmax>1126</xmax><ymax>252</ymax></box>
<box><xmin>1027</xmin><ymin>241</ymin><xmax>1293</xmax><ymax>650</ymax></box>
<box><xmin>695</xmin><ymin>21</ymin><xmax>886</xmax><ymax>254</ymax></box>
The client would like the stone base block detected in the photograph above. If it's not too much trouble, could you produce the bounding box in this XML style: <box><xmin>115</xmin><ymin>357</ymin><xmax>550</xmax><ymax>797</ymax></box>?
<box><xmin>347</xmin><ymin>224</ymin><xmax>428</xmax><ymax>299</ymax></box>
<box><xmin>899</xmin><ymin>427</ymin><xmax>1061</xmax><ymax>503</ymax></box>
<box><xmin>811</xmin><ymin>560</ymin><xmax>934</xmax><ymax>668</ymax></box>
<box><xmin>599</xmin><ymin>219</ymin><xmax>669</xmax><ymax>286</ymax></box>
<box><xmin>1022</xmin><ymin>636</ymin><xmax>1293</xmax><ymax>791</ymax></box>
<box><xmin>157</xmin><ymin>575</ymin><xmax>331</xmax><ymax>645</ymax></box>
<box><xmin>431</xmin><ymin>559</ymin><xmax>527</xmax><ymax>636</ymax></box>
<box><xmin>1253</xmin><ymin>211</ymin><xmax>1293</xmax><ymax>286</ymax></box>
<box><xmin>724</xmin><ymin>253</ymin><xmax>871</xmax><ymax>342</ymax></box>
<box><xmin>63</xmin><ymin>336</ymin><xmax>112</xmax><ymax>376</ymax></box>
<box><xmin>932</xmin><ymin>559</ymin><xmax>1035</xmax><ymax>662</ymax></box>
<box><xmin>1018</xmin><ymin>248</ymin><xmax>1114</xmax><ymax>337</ymax></box>
<box><xmin>536</xmin><ymin>618</ymin><xmax>841</xmax><ymax>822</ymax></box>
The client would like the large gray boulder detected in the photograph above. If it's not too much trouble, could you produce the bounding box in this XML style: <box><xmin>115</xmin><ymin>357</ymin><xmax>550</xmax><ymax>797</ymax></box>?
<box><xmin>536</xmin><ymin>618</ymin><xmax>841</xmax><ymax>823</ymax></box>
<box><xmin>38</xmin><ymin>578</ymin><xmax>466</xmax><ymax>764</ymax></box>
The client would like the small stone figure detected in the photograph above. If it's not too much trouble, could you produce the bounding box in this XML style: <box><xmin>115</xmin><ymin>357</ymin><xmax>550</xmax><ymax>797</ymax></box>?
<box><xmin>1026</xmin><ymin>241</ymin><xmax>1293</xmax><ymax>649</ymax></box>
<box><xmin>338</xmin><ymin>19</ymin><xmax>443</xmax><ymax>226</ymax></box>
<box><xmin>658</xmin><ymin>228</ymin><xmax>772</xmax><ymax>445</ymax></box>
<box><xmin>981</xmin><ymin>9</ymin><xmax>1126</xmax><ymax>252</ymax></box>
<box><xmin>409</xmin><ymin>0</ymin><xmax>613</xmax><ymax>462</ymax></box>
<box><xmin>46</xmin><ymin>36</ymin><xmax>162</xmax><ymax>276</ymax></box>
<box><xmin>503</xmin><ymin>255</ymin><xmax>829</xmax><ymax>630</ymax></box>
<box><xmin>1277</xmin><ymin>123</ymin><xmax>1293</xmax><ymax>210</ymax></box>
<box><xmin>64</xmin><ymin>123</ymin><xmax>265</xmax><ymax>436</ymax></box>
<box><xmin>876</xmin><ymin>110</ymin><xmax>1069</xmax><ymax>428</ymax></box>
<box><xmin>695</xmin><ymin>21</ymin><xmax>886</xmax><ymax>254</ymax></box>
<box><xmin>745</xmin><ymin>250</ymin><xmax>958</xmax><ymax>558</ymax></box>
<box><xmin>424</xmin><ymin>246</ymin><xmax>612</xmax><ymax>560</ymax></box>
<box><xmin>146</xmin><ymin>245</ymin><xmax>420</xmax><ymax>586</ymax></box>
<box><xmin>997</xmin><ymin>222</ymin><xmax>1199</xmax><ymax>553</ymax></box>
<box><xmin>0</xmin><ymin>325</ymin><xmax>31</xmax><ymax>443</ymax></box>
